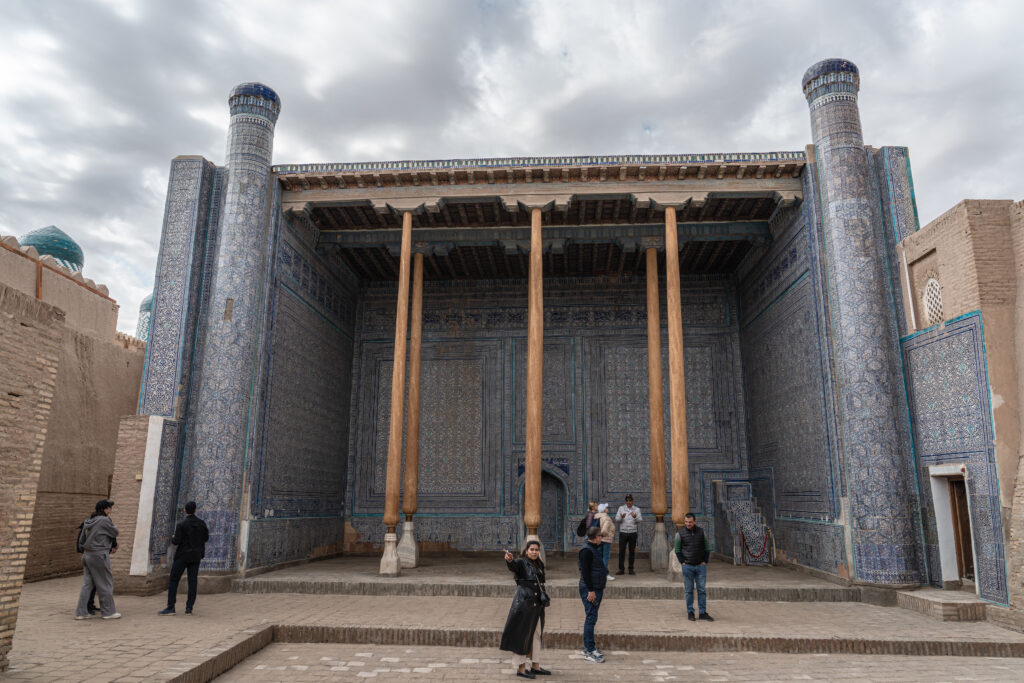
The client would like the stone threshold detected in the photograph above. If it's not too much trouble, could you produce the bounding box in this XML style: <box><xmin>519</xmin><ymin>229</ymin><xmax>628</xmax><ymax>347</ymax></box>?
<box><xmin>231</xmin><ymin>578</ymin><xmax>860</xmax><ymax>603</ymax></box>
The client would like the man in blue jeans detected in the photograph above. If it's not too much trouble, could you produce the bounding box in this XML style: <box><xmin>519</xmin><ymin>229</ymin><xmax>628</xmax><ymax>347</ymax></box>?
<box><xmin>673</xmin><ymin>512</ymin><xmax>714</xmax><ymax>622</ymax></box>
<box><xmin>577</xmin><ymin>525</ymin><xmax>607</xmax><ymax>662</ymax></box>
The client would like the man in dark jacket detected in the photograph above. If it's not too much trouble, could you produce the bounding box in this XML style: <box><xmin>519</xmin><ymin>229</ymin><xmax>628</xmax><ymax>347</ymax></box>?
<box><xmin>578</xmin><ymin>526</ymin><xmax>607</xmax><ymax>663</ymax></box>
<box><xmin>158</xmin><ymin>501</ymin><xmax>209</xmax><ymax>615</ymax></box>
<box><xmin>673</xmin><ymin>512</ymin><xmax>714</xmax><ymax>622</ymax></box>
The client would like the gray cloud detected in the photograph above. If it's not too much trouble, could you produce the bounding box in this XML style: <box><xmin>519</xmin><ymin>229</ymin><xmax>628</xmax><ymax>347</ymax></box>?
<box><xmin>1</xmin><ymin>0</ymin><xmax>1020</xmax><ymax>333</ymax></box>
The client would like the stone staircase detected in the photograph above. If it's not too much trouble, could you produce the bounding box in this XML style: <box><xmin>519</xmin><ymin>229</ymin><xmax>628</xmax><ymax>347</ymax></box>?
<box><xmin>712</xmin><ymin>480</ymin><xmax>773</xmax><ymax>566</ymax></box>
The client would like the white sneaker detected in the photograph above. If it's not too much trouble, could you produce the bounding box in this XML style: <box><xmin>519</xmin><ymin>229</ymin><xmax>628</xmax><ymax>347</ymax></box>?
<box><xmin>607</xmin><ymin>574</ymin><xmax>615</xmax><ymax>580</ymax></box>
<box><xmin>582</xmin><ymin>650</ymin><xmax>605</xmax><ymax>663</ymax></box>
<box><xmin>101</xmin><ymin>612</ymin><xmax>122</xmax><ymax>620</ymax></box>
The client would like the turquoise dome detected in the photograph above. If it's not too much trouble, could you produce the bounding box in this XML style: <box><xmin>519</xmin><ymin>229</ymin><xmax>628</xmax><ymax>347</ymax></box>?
<box><xmin>19</xmin><ymin>225</ymin><xmax>84</xmax><ymax>272</ymax></box>
<box><xmin>140</xmin><ymin>292</ymin><xmax>154</xmax><ymax>313</ymax></box>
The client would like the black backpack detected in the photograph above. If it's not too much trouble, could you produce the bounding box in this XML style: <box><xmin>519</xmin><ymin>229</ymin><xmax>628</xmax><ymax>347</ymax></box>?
<box><xmin>76</xmin><ymin>522</ymin><xmax>88</xmax><ymax>553</ymax></box>
<box><xmin>576</xmin><ymin>516</ymin><xmax>588</xmax><ymax>537</ymax></box>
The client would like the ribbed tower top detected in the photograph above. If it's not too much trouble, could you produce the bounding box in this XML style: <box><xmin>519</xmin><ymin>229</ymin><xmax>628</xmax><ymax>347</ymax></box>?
<box><xmin>801</xmin><ymin>58</ymin><xmax>860</xmax><ymax>103</ymax></box>
<box><xmin>228</xmin><ymin>82</ymin><xmax>281</xmax><ymax>122</ymax></box>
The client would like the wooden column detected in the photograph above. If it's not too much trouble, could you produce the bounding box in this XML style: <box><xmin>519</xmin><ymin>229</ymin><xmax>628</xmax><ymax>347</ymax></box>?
<box><xmin>382</xmin><ymin>210</ymin><xmax>413</xmax><ymax>535</ymax></box>
<box><xmin>523</xmin><ymin>207</ymin><xmax>544</xmax><ymax>536</ymax></box>
<box><xmin>664</xmin><ymin>206</ymin><xmax>689</xmax><ymax>526</ymax></box>
<box><xmin>402</xmin><ymin>252</ymin><xmax>424</xmax><ymax>521</ymax></box>
<box><xmin>645</xmin><ymin>247</ymin><xmax>667</xmax><ymax>520</ymax></box>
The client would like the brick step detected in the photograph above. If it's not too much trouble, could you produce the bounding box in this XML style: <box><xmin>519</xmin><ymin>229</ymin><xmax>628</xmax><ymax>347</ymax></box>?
<box><xmin>231</xmin><ymin>577</ymin><xmax>861</xmax><ymax>602</ymax></box>
<box><xmin>270</xmin><ymin>624</ymin><xmax>1024</xmax><ymax>658</ymax></box>
<box><xmin>896</xmin><ymin>588</ymin><xmax>987</xmax><ymax>621</ymax></box>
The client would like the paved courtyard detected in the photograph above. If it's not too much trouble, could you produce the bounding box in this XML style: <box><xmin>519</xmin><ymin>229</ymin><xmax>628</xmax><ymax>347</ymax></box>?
<box><xmin>6</xmin><ymin>562</ymin><xmax>1024</xmax><ymax>681</ymax></box>
<box><xmin>217</xmin><ymin>643</ymin><xmax>1024</xmax><ymax>681</ymax></box>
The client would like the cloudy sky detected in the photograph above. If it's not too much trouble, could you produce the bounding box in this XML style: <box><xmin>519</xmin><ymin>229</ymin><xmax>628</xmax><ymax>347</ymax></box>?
<box><xmin>1</xmin><ymin>0</ymin><xmax>1021</xmax><ymax>334</ymax></box>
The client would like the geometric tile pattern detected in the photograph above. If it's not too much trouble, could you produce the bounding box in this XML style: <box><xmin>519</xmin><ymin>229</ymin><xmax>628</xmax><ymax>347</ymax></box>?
<box><xmin>803</xmin><ymin>59</ymin><xmax>922</xmax><ymax>584</ymax></box>
<box><xmin>252</xmin><ymin>285</ymin><xmax>352</xmax><ymax>517</ymax></box>
<box><xmin>346</xmin><ymin>275</ymin><xmax>745</xmax><ymax>551</ymax></box>
<box><xmin>138</xmin><ymin>157</ymin><xmax>215</xmax><ymax>419</ymax></box>
<box><xmin>147</xmin><ymin>419</ymin><xmax>183</xmax><ymax>566</ymax></box>
<box><xmin>867</xmin><ymin>145</ymin><xmax>922</xmax><ymax>344</ymax></box>
<box><xmin>738</xmin><ymin>171</ymin><xmax>848</xmax><ymax>574</ymax></box>
<box><xmin>352</xmin><ymin>339</ymin><xmax>503</xmax><ymax>514</ymax></box>
<box><xmin>902</xmin><ymin>312</ymin><xmax>1008</xmax><ymax>604</ymax></box>
<box><xmin>246</xmin><ymin>517</ymin><xmax>346</xmax><ymax>568</ymax></box>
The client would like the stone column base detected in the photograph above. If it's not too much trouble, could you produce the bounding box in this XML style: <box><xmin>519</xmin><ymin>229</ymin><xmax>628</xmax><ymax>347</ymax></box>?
<box><xmin>667</xmin><ymin>547</ymin><xmax>683</xmax><ymax>582</ymax></box>
<box><xmin>397</xmin><ymin>520</ymin><xmax>419</xmax><ymax>568</ymax></box>
<box><xmin>380</xmin><ymin>532</ymin><xmax>401</xmax><ymax>577</ymax></box>
<box><xmin>650</xmin><ymin>522</ymin><xmax>668</xmax><ymax>572</ymax></box>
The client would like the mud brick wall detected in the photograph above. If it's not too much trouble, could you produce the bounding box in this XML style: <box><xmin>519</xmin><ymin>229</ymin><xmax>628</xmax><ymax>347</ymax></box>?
<box><xmin>22</xmin><ymin>327</ymin><xmax>145</xmax><ymax>581</ymax></box>
<box><xmin>0</xmin><ymin>284</ymin><xmax>63</xmax><ymax>672</ymax></box>
<box><xmin>1007</xmin><ymin>200</ymin><xmax>1024</xmax><ymax>608</ymax></box>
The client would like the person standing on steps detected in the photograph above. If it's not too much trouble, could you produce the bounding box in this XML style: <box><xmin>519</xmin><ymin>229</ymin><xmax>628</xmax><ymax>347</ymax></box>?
<box><xmin>158</xmin><ymin>500</ymin><xmax>209</xmax><ymax>616</ymax></box>
<box><xmin>500</xmin><ymin>541</ymin><xmax>550</xmax><ymax>678</ymax></box>
<box><xmin>593</xmin><ymin>503</ymin><xmax>616</xmax><ymax>580</ymax></box>
<box><xmin>74</xmin><ymin>500</ymin><xmax>120</xmax><ymax>620</ymax></box>
<box><xmin>673</xmin><ymin>512</ymin><xmax>714</xmax><ymax>622</ymax></box>
<box><xmin>578</xmin><ymin>525</ymin><xmax>607</xmax><ymax>663</ymax></box>
<box><xmin>615</xmin><ymin>494</ymin><xmax>642</xmax><ymax>575</ymax></box>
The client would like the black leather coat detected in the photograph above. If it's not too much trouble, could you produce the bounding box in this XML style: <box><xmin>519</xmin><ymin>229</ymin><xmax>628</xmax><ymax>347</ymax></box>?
<box><xmin>499</xmin><ymin>557</ymin><xmax>546</xmax><ymax>655</ymax></box>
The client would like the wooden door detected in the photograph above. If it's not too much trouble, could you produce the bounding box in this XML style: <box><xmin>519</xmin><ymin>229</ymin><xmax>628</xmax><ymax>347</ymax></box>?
<box><xmin>948</xmin><ymin>478</ymin><xmax>974</xmax><ymax>580</ymax></box>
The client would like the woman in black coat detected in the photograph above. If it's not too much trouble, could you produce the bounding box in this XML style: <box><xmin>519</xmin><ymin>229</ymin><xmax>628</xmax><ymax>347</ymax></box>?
<box><xmin>500</xmin><ymin>540</ymin><xmax>549</xmax><ymax>678</ymax></box>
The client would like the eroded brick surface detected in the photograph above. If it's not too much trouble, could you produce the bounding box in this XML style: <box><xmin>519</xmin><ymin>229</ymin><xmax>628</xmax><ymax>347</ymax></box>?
<box><xmin>0</xmin><ymin>284</ymin><xmax>63</xmax><ymax>671</ymax></box>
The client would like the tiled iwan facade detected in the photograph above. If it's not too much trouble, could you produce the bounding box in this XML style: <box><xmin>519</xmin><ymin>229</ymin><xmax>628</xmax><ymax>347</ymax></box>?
<box><xmin>122</xmin><ymin>61</ymin><xmax>1023</xmax><ymax>607</ymax></box>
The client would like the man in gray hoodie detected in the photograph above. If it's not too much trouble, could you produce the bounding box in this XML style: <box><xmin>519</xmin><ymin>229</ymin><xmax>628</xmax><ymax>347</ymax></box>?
<box><xmin>75</xmin><ymin>499</ymin><xmax>120</xmax><ymax>620</ymax></box>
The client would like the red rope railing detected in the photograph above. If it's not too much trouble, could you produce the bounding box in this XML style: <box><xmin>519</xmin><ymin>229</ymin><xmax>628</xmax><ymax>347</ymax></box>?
<box><xmin>740</xmin><ymin>529</ymin><xmax>771</xmax><ymax>561</ymax></box>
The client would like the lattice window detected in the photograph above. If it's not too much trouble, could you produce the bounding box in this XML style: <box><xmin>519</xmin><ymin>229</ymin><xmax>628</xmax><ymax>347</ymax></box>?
<box><xmin>923</xmin><ymin>278</ymin><xmax>943</xmax><ymax>326</ymax></box>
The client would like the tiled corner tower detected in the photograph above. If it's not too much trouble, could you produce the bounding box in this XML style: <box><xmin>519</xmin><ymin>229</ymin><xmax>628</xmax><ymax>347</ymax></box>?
<box><xmin>186</xmin><ymin>84</ymin><xmax>281</xmax><ymax>571</ymax></box>
<box><xmin>802</xmin><ymin>59</ymin><xmax>923</xmax><ymax>584</ymax></box>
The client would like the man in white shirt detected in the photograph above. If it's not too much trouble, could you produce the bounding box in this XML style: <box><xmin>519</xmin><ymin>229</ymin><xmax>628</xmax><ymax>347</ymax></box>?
<box><xmin>615</xmin><ymin>494</ymin><xmax>642</xmax><ymax>575</ymax></box>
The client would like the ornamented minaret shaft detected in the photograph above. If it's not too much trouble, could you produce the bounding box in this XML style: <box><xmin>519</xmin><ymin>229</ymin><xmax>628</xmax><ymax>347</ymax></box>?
<box><xmin>802</xmin><ymin>59</ymin><xmax>920</xmax><ymax>585</ymax></box>
<box><xmin>187</xmin><ymin>83</ymin><xmax>281</xmax><ymax>572</ymax></box>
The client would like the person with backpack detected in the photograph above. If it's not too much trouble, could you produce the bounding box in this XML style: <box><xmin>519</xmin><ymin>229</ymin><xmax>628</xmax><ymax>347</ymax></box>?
<box><xmin>575</xmin><ymin>501</ymin><xmax>598</xmax><ymax>539</ymax></box>
<box><xmin>594</xmin><ymin>503</ymin><xmax>616</xmax><ymax>581</ymax></box>
<box><xmin>74</xmin><ymin>499</ymin><xmax>120</xmax><ymax>620</ymax></box>
<box><xmin>158</xmin><ymin>500</ymin><xmax>210</xmax><ymax>615</ymax></box>
<box><xmin>76</xmin><ymin>517</ymin><xmax>118</xmax><ymax>616</ymax></box>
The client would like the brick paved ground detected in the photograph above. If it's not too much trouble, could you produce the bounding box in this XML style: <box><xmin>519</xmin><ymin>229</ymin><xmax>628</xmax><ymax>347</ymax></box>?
<box><xmin>215</xmin><ymin>643</ymin><xmax>1024</xmax><ymax>681</ymax></box>
<box><xmin>7</xmin><ymin>574</ymin><xmax>1024</xmax><ymax>681</ymax></box>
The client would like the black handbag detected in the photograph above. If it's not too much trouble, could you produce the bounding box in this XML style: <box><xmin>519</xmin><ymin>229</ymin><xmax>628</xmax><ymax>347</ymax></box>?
<box><xmin>536</xmin><ymin>577</ymin><xmax>551</xmax><ymax>607</ymax></box>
